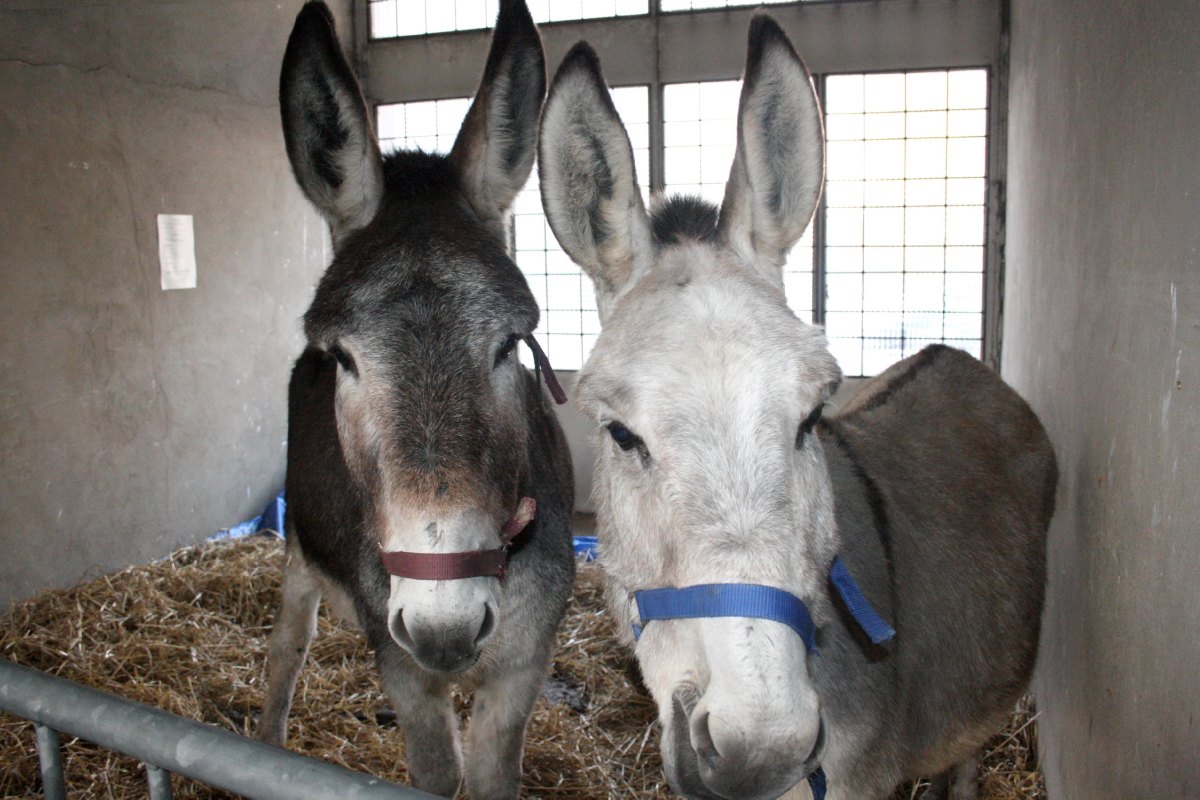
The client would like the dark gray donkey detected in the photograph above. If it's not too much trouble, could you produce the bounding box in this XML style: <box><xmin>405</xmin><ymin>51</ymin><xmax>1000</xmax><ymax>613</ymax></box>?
<box><xmin>258</xmin><ymin>3</ymin><xmax>575</xmax><ymax>798</ymax></box>
<box><xmin>537</xmin><ymin>16</ymin><xmax>1056</xmax><ymax>800</ymax></box>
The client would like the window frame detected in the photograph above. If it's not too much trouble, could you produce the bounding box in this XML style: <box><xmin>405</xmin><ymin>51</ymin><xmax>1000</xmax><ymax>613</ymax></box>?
<box><xmin>354</xmin><ymin>0</ymin><xmax>1009</xmax><ymax>373</ymax></box>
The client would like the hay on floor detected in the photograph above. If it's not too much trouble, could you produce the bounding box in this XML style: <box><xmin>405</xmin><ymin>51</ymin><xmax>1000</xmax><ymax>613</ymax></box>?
<box><xmin>0</xmin><ymin>535</ymin><xmax>1044</xmax><ymax>799</ymax></box>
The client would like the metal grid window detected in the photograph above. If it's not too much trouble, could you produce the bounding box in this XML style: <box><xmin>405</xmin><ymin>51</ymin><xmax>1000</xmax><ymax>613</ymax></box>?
<box><xmin>822</xmin><ymin>70</ymin><xmax>988</xmax><ymax>376</ymax></box>
<box><xmin>370</xmin><ymin>0</ymin><xmax>648</xmax><ymax>39</ymax></box>
<box><xmin>362</xmin><ymin>1</ymin><xmax>1006</xmax><ymax>377</ymax></box>
<box><xmin>660</xmin><ymin>0</ymin><xmax>806</xmax><ymax>11</ymax></box>
<box><xmin>662</xmin><ymin>71</ymin><xmax>987</xmax><ymax>376</ymax></box>
<box><xmin>377</xmin><ymin>97</ymin><xmax>470</xmax><ymax>155</ymax></box>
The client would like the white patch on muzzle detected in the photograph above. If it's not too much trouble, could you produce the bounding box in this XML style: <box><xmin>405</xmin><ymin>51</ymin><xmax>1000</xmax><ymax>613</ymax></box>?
<box><xmin>381</xmin><ymin>506</ymin><xmax>503</xmax><ymax>672</ymax></box>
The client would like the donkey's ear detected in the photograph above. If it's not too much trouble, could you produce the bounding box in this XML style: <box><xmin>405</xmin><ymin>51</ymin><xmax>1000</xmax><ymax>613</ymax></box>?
<box><xmin>539</xmin><ymin>43</ymin><xmax>653</xmax><ymax>310</ymax></box>
<box><xmin>280</xmin><ymin>1</ymin><xmax>383</xmax><ymax>239</ymax></box>
<box><xmin>450</xmin><ymin>0</ymin><xmax>546</xmax><ymax>229</ymax></box>
<box><xmin>718</xmin><ymin>15</ymin><xmax>824</xmax><ymax>280</ymax></box>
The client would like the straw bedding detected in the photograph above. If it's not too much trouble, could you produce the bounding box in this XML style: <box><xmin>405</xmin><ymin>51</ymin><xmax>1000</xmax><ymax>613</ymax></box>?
<box><xmin>0</xmin><ymin>535</ymin><xmax>1044</xmax><ymax>799</ymax></box>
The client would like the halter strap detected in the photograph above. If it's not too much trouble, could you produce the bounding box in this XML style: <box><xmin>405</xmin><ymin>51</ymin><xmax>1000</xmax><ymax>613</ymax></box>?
<box><xmin>379</xmin><ymin>497</ymin><xmax>536</xmax><ymax>580</ymax></box>
<box><xmin>630</xmin><ymin>556</ymin><xmax>893</xmax><ymax>647</ymax></box>
<box><xmin>633</xmin><ymin>584</ymin><xmax>818</xmax><ymax>652</ymax></box>
<box><xmin>829</xmin><ymin>556</ymin><xmax>895</xmax><ymax>644</ymax></box>
<box><xmin>523</xmin><ymin>334</ymin><xmax>567</xmax><ymax>405</ymax></box>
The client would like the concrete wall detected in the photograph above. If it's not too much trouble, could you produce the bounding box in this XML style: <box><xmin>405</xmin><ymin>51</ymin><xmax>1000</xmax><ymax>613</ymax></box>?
<box><xmin>0</xmin><ymin>1</ymin><xmax>353</xmax><ymax>608</ymax></box>
<box><xmin>1004</xmin><ymin>2</ymin><xmax>1200</xmax><ymax>796</ymax></box>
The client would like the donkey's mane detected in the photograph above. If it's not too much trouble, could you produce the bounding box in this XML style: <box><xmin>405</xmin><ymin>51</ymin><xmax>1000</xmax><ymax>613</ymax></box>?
<box><xmin>651</xmin><ymin>195</ymin><xmax>720</xmax><ymax>246</ymax></box>
<box><xmin>380</xmin><ymin>149</ymin><xmax>462</xmax><ymax>199</ymax></box>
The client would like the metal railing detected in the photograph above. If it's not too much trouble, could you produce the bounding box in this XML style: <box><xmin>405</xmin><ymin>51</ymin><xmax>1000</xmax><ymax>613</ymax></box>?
<box><xmin>0</xmin><ymin>658</ymin><xmax>436</xmax><ymax>800</ymax></box>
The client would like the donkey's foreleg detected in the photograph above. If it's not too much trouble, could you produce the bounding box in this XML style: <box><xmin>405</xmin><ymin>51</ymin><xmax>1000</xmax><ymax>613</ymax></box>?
<box><xmin>376</xmin><ymin>645</ymin><xmax>463</xmax><ymax>798</ymax></box>
<box><xmin>258</xmin><ymin>540</ymin><xmax>322</xmax><ymax>746</ymax></box>
<box><xmin>464</xmin><ymin>660</ymin><xmax>548</xmax><ymax>800</ymax></box>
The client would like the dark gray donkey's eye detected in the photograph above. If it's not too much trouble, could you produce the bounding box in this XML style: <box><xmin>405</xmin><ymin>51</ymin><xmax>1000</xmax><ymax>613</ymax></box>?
<box><xmin>494</xmin><ymin>334</ymin><xmax>521</xmax><ymax>367</ymax></box>
<box><xmin>328</xmin><ymin>344</ymin><xmax>357</xmax><ymax>376</ymax></box>
<box><xmin>795</xmin><ymin>404</ymin><xmax>824</xmax><ymax>449</ymax></box>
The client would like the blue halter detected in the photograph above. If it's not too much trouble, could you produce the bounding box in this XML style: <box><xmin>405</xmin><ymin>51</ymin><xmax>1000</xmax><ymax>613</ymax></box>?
<box><xmin>630</xmin><ymin>556</ymin><xmax>894</xmax><ymax>800</ymax></box>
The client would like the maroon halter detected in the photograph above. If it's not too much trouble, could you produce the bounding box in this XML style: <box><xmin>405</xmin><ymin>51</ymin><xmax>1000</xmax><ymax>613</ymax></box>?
<box><xmin>379</xmin><ymin>497</ymin><xmax>537</xmax><ymax>580</ymax></box>
<box><xmin>524</xmin><ymin>334</ymin><xmax>567</xmax><ymax>405</ymax></box>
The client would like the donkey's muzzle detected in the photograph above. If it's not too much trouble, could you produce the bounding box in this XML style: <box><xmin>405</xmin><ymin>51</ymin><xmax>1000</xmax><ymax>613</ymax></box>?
<box><xmin>388</xmin><ymin>602</ymin><xmax>496</xmax><ymax>673</ymax></box>
<box><xmin>667</xmin><ymin>684</ymin><xmax>824</xmax><ymax>800</ymax></box>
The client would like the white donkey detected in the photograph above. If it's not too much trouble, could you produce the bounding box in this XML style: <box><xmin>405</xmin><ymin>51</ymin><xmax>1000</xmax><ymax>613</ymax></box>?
<box><xmin>538</xmin><ymin>16</ymin><xmax>1056</xmax><ymax>800</ymax></box>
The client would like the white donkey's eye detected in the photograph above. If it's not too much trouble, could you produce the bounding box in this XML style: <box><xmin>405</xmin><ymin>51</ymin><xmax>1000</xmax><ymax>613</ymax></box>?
<box><xmin>607</xmin><ymin>421</ymin><xmax>639</xmax><ymax>451</ymax></box>
<box><xmin>795</xmin><ymin>404</ymin><xmax>824</xmax><ymax>449</ymax></box>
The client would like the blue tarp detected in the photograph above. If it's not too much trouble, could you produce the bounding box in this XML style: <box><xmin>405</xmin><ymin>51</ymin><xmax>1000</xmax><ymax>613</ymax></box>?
<box><xmin>212</xmin><ymin>491</ymin><xmax>286</xmax><ymax>541</ymax></box>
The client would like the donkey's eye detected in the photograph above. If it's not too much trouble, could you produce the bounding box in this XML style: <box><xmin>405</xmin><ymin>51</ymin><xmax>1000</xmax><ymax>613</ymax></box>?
<box><xmin>796</xmin><ymin>404</ymin><xmax>824</xmax><ymax>449</ymax></box>
<box><xmin>607</xmin><ymin>422</ymin><xmax>640</xmax><ymax>451</ymax></box>
<box><xmin>329</xmin><ymin>344</ymin><xmax>357</xmax><ymax>375</ymax></box>
<box><xmin>494</xmin><ymin>334</ymin><xmax>520</xmax><ymax>367</ymax></box>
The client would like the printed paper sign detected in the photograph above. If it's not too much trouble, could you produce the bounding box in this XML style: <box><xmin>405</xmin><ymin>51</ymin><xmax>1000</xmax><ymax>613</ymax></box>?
<box><xmin>158</xmin><ymin>214</ymin><xmax>197</xmax><ymax>290</ymax></box>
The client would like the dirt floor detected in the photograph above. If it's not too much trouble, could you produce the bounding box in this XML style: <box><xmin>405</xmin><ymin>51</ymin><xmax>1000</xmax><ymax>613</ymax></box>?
<box><xmin>0</xmin><ymin>535</ymin><xmax>1044</xmax><ymax>799</ymax></box>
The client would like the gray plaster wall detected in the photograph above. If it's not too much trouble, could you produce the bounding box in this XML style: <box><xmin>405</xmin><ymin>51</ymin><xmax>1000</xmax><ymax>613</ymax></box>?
<box><xmin>0</xmin><ymin>1</ymin><xmax>353</xmax><ymax>608</ymax></box>
<box><xmin>1004</xmin><ymin>1</ymin><xmax>1200</xmax><ymax>795</ymax></box>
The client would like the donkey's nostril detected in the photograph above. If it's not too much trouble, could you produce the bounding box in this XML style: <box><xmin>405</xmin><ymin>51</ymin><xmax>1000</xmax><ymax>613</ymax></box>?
<box><xmin>474</xmin><ymin>603</ymin><xmax>496</xmax><ymax>647</ymax></box>
<box><xmin>388</xmin><ymin>608</ymin><xmax>414</xmax><ymax>652</ymax></box>
<box><xmin>691</xmin><ymin>710</ymin><xmax>719</xmax><ymax>765</ymax></box>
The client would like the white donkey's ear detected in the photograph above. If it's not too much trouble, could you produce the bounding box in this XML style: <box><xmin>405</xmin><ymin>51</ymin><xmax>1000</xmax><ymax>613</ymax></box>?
<box><xmin>718</xmin><ymin>15</ymin><xmax>825</xmax><ymax>281</ymax></box>
<box><xmin>450</xmin><ymin>0</ymin><xmax>546</xmax><ymax>233</ymax></box>
<box><xmin>539</xmin><ymin>42</ymin><xmax>653</xmax><ymax>312</ymax></box>
<box><xmin>279</xmin><ymin>1</ymin><xmax>384</xmax><ymax>240</ymax></box>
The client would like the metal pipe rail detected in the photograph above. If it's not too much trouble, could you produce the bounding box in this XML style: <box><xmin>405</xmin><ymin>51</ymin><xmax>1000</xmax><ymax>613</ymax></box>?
<box><xmin>0</xmin><ymin>658</ymin><xmax>437</xmax><ymax>800</ymax></box>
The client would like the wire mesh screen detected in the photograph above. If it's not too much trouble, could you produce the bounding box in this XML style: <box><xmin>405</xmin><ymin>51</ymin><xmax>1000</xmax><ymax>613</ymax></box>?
<box><xmin>660</xmin><ymin>0</ymin><xmax>814</xmax><ymax>11</ymax></box>
<box><xmin>369</xmin><ymin>0</ymin><xmax>648</xmax><ymax>39</ymax></box>
<box><xmin>376</xmin><ymin>68</ymin><xmax>989</xmax><ymax>379</ymax></box>
<box><xmin>377</xmin><ymin>97</ymin><xmax>471</xmax><ymax>155</ymax></box>
<box><xmin>823</xmin><ymin>70</ymin><xmax>988</xmax><ymax>376</ymax></box>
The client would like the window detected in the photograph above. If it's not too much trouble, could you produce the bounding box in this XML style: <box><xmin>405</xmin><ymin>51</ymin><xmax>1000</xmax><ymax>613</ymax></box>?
<box><xmin>377</xmin><ymin>97</ymin><xmax>470</xmax><ymax>155</ymax></box>
<box><xmin>660</xmin><ymin>0</ymin><xmax>806</xmax><ymax>11</ymax></box>
<box><xmin>369</xmin><ymin>0</ymin><xmax>648</xmax><ymax>39</ymax></box>
<box><xmin>822</xmin><ymin>70</ymin><xmax>988</xmax><ymax>376</ymax></box>
<box><xmin>365</xmin><ymin>1</ymin><xmax>1005</xmax><ymax>377</ymax></box>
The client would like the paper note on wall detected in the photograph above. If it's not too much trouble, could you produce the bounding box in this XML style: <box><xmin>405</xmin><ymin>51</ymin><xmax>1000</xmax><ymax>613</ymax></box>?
<box><xmin>157</xmin><ymin>214</ymin><xmax>197</xmax><ymax>290</ymax></box>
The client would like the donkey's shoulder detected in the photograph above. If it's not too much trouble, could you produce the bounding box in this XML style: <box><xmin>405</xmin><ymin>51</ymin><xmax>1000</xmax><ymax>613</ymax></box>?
<box><xmin>830</xmin><ymin>344</ymin><xmax>1056</xmax><ymax>522</ymax></box>
<box><xmin>836</xmin><ymin>344</ymin><xmax>983</xmax><ymax>419</ymax></box>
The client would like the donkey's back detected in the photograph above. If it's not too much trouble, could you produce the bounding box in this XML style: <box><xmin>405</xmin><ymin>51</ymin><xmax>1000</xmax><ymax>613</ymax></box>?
<box><xmin>821</xmin><ymin>344</ymin><xmax>1056</xmax><ymax>789</ymax></box>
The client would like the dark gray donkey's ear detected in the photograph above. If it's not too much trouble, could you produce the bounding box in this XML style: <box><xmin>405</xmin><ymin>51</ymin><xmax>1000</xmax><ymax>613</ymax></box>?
<box><xmin>450</xmin><ymin>0</ymin><xmax>546</xmax><ymax>233</ymax></box>
<box><xmin>538</xmin><ymin>42</ymin><xmax>653</xmax><ymax>316</ymax></box>
<box><xmin>279</xmin><ymin>1</ymin><xmax>383</xmax><ymax>240</ymax></box>
<box><xmin>718</xmin><ymin>15</ymin><xmax>825</xmax><ymax>282</ymax></box>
